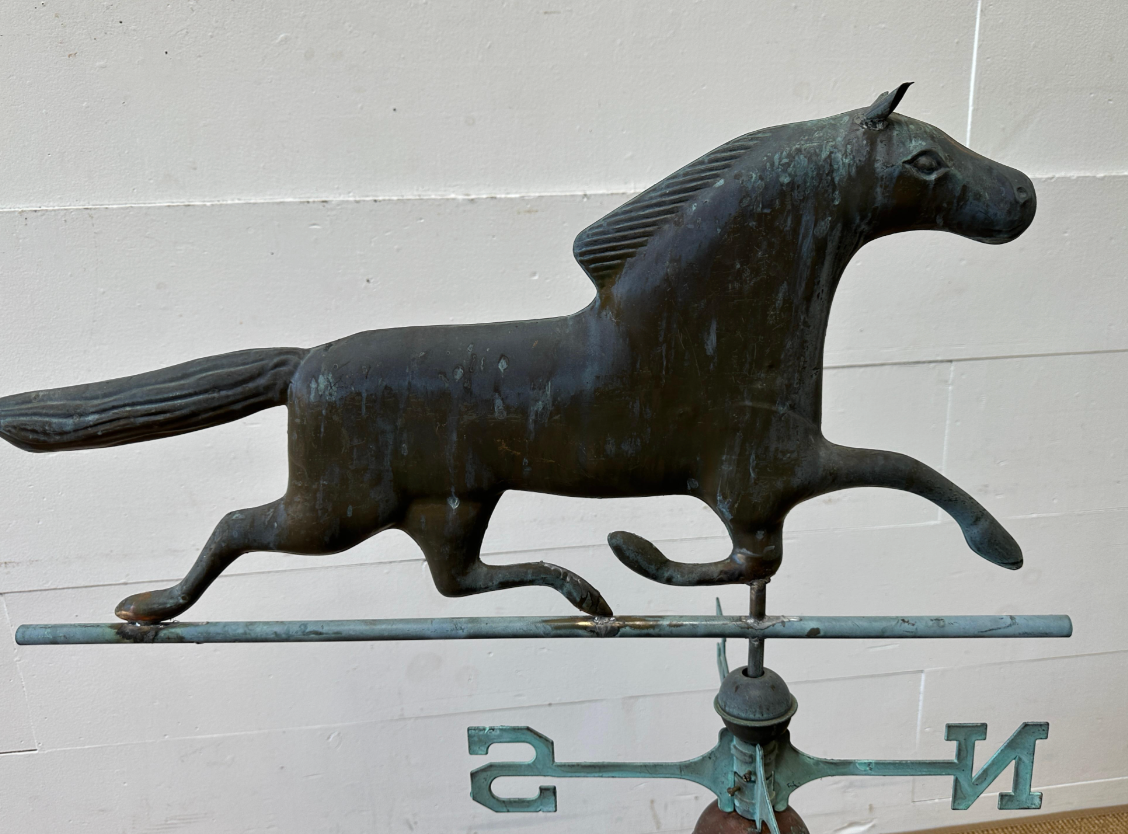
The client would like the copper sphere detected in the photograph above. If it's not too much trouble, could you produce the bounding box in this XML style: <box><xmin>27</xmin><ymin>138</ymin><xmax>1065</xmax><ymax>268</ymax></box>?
<box><xmin>692</xmin><ymin>801</ymin><xmax>809</xmax><ymax>834</ymax></box>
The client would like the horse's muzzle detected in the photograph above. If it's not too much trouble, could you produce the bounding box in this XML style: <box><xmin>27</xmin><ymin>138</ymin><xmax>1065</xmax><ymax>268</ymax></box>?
<box><xmin>977</xmin><ymin>170</ymin><xmax>1037</xmax><ymax>245</ymax></box>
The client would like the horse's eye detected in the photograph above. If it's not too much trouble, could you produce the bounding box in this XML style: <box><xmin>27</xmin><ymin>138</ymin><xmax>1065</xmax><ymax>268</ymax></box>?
<box><xmin>906</xmin><ymin>150</ymin><xmax>947</xmax><ymax>177</ymax></box>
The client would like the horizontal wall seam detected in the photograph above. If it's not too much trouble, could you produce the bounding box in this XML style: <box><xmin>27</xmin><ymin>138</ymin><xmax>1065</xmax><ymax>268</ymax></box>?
<box><xmin>0</xmin><ymin>171</ymin><xmax>1123</xmax><ymax>215</ymax></box>
<box><xmin>0</xmin><ymin>188</ymin><xmax>636</xmax><ymax>215</ymax></box>
<box><xmin>909</xmin><ymin>774</ymin><xmax>1128</xmax><ymax>806</ymax></box>
<box><xmin>12</xmin><ymin>691</ymin><xmax>728</xmax><ymax>757</ymax></box>
<box><xmin>2</xmin><ymin>500</ymin><xmax>1125</xmax><ymax>598</ymax></box>
<box><xmin>918</xmin><ymin>647</ymin><xmax>1128</xmax><ymax>677</ymax></box>
<box><xmin>18</xmin><ymin>657</ymin><xmax>1124</xmax><ymax>759</ymax></box>
<box><xmin>0</xmin><ymin>523</ymin><xmax>954</xmax><ymax>596</ymax></box>
<box><xmin>824</xmin><ymin>346</ymin><xmax>1128</xmax><ymax>371</ymax></box>
<box><xmin>9</xmin><ymin>672</ymin><xmax>932</xmax><ymax>757</ymax></box>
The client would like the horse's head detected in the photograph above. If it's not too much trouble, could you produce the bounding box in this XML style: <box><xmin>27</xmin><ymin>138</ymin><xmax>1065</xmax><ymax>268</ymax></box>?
<box><xmin>573</xmin><ymin>83</ymin><xmax>1037</xmax><ymax>322</ymax></box>
<box><xmin>850</xmin><ymin>82</ymin><xmax>1035</xmax><ymax>245</ymax></box>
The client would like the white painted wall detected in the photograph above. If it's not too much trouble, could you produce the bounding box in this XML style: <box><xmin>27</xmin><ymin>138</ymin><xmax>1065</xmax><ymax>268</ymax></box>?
<box><xmin>0</xmin><ymin>3</ymin><xmax>1124</xmax><ymax>832</ymax></box>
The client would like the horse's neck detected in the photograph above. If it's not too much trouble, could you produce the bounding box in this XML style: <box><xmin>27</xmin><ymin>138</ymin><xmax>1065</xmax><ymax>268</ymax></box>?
<box><xmin>606</xmin><ymin>219</ymin><xmax>860</xmax><ymax>420</ymax></box>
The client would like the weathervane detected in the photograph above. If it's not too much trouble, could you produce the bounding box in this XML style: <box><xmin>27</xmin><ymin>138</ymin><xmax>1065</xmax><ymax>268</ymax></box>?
<box><xmin>16</xmin><ymin>597</ymin><xmax>1072</xmax><ymax>832</ymax></box>
<box><xmin>6</xmin><ymin>84</ymin><xmax>1064</xmax><ymax>832</ymax></box>
<box><xmin>465</xmin><ymin>588</ymin><xmax>1063</xmax><ymax>833</ymax></box>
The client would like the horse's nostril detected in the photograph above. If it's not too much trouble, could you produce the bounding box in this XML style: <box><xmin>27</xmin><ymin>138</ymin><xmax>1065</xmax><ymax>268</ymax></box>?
<box><xmin>1015</xmin><ymin>185</ymin><xmax>1030</xmax><ymax>203</ymax></box>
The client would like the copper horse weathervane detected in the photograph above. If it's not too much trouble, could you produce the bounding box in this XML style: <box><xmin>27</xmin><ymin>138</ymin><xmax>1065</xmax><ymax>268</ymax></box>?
<box><xmin>0</xmin><ymin>83</ymin><xmax>1036</xmax><ymax>623</ymax></box>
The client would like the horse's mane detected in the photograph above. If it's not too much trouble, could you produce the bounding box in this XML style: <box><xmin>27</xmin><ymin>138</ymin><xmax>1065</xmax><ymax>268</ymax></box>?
<box><xmin>573</xmin><ymin>130</ymin><xmax>768</xmax><ymax>289</ymax></box>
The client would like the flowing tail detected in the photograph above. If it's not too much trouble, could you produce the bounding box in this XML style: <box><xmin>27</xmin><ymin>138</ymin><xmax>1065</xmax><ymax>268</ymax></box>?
<box><xmin>0</xmin><ymin>347</ymin><xmax>308</xmax><ymax>452</ymax></box>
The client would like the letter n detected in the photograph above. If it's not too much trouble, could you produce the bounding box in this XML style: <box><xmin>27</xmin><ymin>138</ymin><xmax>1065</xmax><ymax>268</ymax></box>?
<box><xmin>945</xmin><ymin>722</ymin><xmax>1049</xmax><ymax>810</ymax></box>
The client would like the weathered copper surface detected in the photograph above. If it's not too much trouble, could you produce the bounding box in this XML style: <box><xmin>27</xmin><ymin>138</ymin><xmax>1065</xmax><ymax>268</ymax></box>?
<box><xmin>0</xmin><ymin>84</ymin><xmax>1036</xmax><ymax>623</ymax></box>
<box><xmin>14</xmin><ymin>614</ymin><xmax>1074</xmax><ymax>645</ymax></box>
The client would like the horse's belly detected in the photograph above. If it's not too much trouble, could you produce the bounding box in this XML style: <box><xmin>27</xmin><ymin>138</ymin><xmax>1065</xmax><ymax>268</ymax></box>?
<box><xmin>287</xmin><ymin>368</ymin><xmax>689</xmax><ymax>502</ymax></box>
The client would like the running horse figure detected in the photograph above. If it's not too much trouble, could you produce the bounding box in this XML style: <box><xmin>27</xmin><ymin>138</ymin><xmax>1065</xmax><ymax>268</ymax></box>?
<box><xmin>0</xmin><ymin>83</ymin><xmax>1036</xmax><ymax>623</ymax></box>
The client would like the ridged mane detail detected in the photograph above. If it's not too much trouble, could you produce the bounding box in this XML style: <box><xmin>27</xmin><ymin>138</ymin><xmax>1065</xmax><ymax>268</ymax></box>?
<box><xmin>573</xmin><ymin>131</ymin><xmax>765</xmax><ymax>288</ymax></box>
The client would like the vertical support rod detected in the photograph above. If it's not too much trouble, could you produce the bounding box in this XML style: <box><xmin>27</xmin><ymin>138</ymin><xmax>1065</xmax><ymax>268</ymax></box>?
<box><xmin>747</xmin><ymin>579</ymin><xmax>768</xmax><ymax>677</ymax></box>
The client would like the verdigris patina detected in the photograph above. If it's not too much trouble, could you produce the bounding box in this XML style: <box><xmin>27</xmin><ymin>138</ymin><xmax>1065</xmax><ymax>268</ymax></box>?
<box><xmin>0</xmin><ymin>83</ymin><xmax>1036</xmax><ymax>623</ymax></box>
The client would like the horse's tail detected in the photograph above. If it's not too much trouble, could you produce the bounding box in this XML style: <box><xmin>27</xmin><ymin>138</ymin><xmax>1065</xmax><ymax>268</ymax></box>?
<box><xmin>0</xmin><ymin>347</ymin><xmax>308</xmax><ymax>453</ymax></box>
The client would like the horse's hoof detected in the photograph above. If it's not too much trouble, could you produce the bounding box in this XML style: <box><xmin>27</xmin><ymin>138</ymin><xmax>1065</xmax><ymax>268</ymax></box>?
<box><xmin>608</xmin><ymin>530</ymin><xmax>668</xmax><ymax>575</ymax></box>
<box><xmin>568</xmin><ymin>584</ymin><xmax>614</xmax><ymax>618</ymax></box>
<box><xmin>964</xmin><ymin>517</ymin><xmax>1023</xmax><ymax>570</ymax></box>
<box><xmin>588</xmin><ymin>595</ymin><xmax>614</xmax><ymax>618</ymax></box>
<box><xmin>115</xmin><ymin>589</ymin><xmax>187</xmax><ymax>623</ymax></box>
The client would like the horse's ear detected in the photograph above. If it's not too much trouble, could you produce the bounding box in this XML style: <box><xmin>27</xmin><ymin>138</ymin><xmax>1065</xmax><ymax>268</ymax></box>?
<box><xmin>860</xmin><ymin>81</ymin><xmax>913</xmax><ymax>130</ymax></box>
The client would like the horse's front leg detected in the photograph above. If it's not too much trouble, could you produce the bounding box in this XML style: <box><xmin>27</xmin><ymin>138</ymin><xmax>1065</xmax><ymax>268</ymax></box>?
<box><xmin>815</xmin><ymin>441</ymin><xmax>1022</xmax><ymax>569</ymax></box>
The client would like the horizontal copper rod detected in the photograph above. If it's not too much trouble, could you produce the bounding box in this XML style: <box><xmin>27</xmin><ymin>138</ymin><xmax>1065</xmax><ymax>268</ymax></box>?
<box><xmin>15</xmin><ymin>614</ymin><xmax>1072</xmax><ymax>645</ymax></box>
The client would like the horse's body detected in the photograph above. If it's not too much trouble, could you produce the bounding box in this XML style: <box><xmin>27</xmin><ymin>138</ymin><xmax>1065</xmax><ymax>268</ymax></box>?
<box><xmin>0</xmin><ymin>85</ymin><xmax>1037</xmax><ymax>622</ymax></box>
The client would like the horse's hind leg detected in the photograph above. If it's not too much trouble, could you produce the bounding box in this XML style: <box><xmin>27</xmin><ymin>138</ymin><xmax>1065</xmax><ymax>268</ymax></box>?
<box><xmin>816</xmin><ymin>441</ymin><xmax>1022</xmax><ymax>569</ymax></box>
<box><xmin>608</xmin><ymin>525</ymin><xmax>782</xmax><ymax>586</ymax></box>
<box><xmin>115</xmin><ymin>498</ymin><xmax>291</xmax><ymax>623</ymax></box>
<box><xmin>403</xmin><ymin>497</ymin><xmax>613</xmax><ymax>617</ymax></box>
